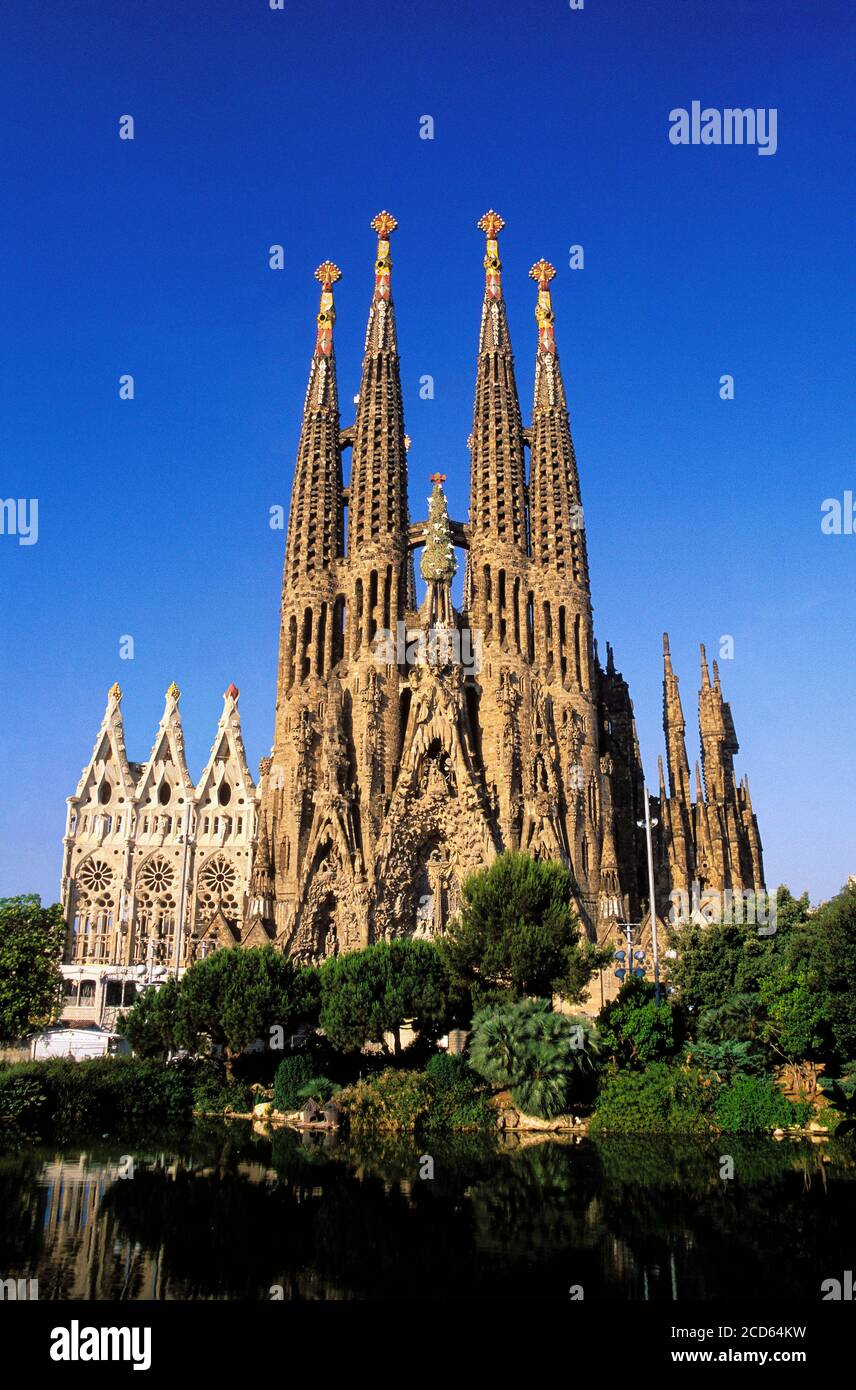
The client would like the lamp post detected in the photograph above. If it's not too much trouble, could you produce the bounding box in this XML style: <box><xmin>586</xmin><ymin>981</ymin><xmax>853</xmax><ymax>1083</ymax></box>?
<box><xmin>637</xmin><ymin>787</ymin><xmax>661</xmax><ymax>1005</ymax></box>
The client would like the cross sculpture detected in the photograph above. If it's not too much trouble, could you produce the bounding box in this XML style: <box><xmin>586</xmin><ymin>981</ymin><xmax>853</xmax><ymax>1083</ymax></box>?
<box><xmin>477</xmin><ymin>210</ymin><xmax>505</xmax><ymax>239</ymax></box>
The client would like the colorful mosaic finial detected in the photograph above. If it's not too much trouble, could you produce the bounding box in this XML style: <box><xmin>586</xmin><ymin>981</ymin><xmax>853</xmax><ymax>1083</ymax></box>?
<box><xmin>478</xmin><ymin>210</ymin><xmax>505</xmax><ymax>299</ymax></box>
<box><xmin>314</xmin><ymin>262</ymin><xmax>341</xmax><ymax>358</ymax></box>
<box><xmin>225</xmin><ymin>682</ymin><xmax>239</xmax><ymax>700</ymax></box>
<box><xmin>530</xmin><ymin>259</ymin><xmax>558</xmax><ymax>355</ymax></box>
<box><xmin>108</xmin><ymin>681</ymin><xmax>122</xmax><ymax>702</ymax></box>
<box><xmin>429</xmin><ymin>472</ymin><xmax>447</xmax><ymax>486</ymax></box>
<box><xmin>166</xmin><ymin>681</ymin><xmax>180</xmax><ymax>700</ymax></box>
<box><xmin>371</xmin><ymin>211</ymin><xmax>397</xmax><ymax>303</ymax></box>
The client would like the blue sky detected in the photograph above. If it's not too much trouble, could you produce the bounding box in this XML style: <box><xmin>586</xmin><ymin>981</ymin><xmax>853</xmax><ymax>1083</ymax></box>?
<box><xmin>1</xmin><ymin>0</ymin><xmax>853</xmax><ymax>904</ymax></box>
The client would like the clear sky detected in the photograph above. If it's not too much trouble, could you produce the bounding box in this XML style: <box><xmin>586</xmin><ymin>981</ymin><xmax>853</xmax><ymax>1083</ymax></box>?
<box><xmin>1</xmin><ymin>0</ymin><xmax>853</xmax><ymax>906</ymax></box>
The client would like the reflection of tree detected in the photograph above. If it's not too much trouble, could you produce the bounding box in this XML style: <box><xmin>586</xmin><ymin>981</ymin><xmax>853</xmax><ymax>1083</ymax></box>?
<box><xmin>5</xmin><ymin>1127</ymin><xmax>856</xmax><ymax>1301</ymax></box>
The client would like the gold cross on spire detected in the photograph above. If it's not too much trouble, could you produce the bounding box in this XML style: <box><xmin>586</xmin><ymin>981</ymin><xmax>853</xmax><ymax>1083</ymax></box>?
<box><xmin>371</xmin><ymin>211</ymin><xmax>398</xmax><ymax>239</ymax></box>
<box><xmin>314</xmin><ymin>261</ymin><xmax>342</xmax><ymax>287</ymax></box>
<box><xmin>477</xmin><ymin>210</ymin><xmax>505</xmax><ymax>238</ymax></box>
<box><xmin>529</xmin><ymin>259</ymin><xmax>556</xmax><ymax>287</ymax></box>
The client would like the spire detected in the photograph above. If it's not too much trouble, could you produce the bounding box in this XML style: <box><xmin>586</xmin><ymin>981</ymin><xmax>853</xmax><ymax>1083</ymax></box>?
<box><xmin>284</xmin><ymin>262</ymin><xmax>344</xmax><ymax>584</ymax></box>
<box><xmin>467</xmin><ymin>211</ymin><xmax>527</xmax><ymax>550</ymax></box>
<box><xmin>662</xmin><ymin>633</ymin><xmax>692</xmax><ymax>804</ymax></box>
<box><xmin>528</xmin><ymin>259</ymin><xmax>589</xmax><ymax>590</ymax></box>
<box><xmin>347</xmin><ymin>211</ymin><xmax>409</xmax><ymax>563</ymax></box>
<box><xmin>698</xmin><ymin>643</ymin><xmax>739</xmax><ymax>803</ymax></box>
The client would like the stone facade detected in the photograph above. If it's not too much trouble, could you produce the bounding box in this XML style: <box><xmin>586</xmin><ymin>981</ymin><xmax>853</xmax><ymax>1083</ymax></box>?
<box><xmin>59</xmin><ymin>210</ymin><xmax>765</xmax><ymax>1019</ymax></box>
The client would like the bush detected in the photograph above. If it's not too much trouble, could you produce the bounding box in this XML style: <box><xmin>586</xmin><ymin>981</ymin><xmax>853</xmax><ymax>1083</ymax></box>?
<box><xmin>295</xmin><ymin>1076</ymin><xmax>340</xmax><ymax>1104</ymax></box>
<box><xmin>715</xmin><ymin>1074</ymin><xmax>811</xmax><ymax>1133</ymax></box>
<box><xmin>191</xmin><ymin>1063</ymin><xmax>253</xmax><ymax>1114</ymax></box>
<box><xmin>598</xmin><ymin>977</ymin><xmax>684</xmax><ymax>1068</ymax></box>
<box><xmin>274</xmin><ymin>1055</ymin><xmax>317</xmax><ymax>1111</ymax></box>
<box><xmin>423</xmin><ymin>1052</ymin><xmax>494</xmax><ymax>1133</ymax></box>
<box><xmin>469</xmin><ymin>998</ymin><xmax>602</xmax><ymax>1119</ymax></box>
<box><xmin>590</xmin><ymin>1063</ymin><xmax>719</xmax><ymax>1135</ymax></box>
<box><xmin>0</xmin><ymin>1057</ymin><xmax>194</xmax><ymax>1137</ymax></box>
<box><xmin>342</xmin><ymin>1069</ymin><xmax>435</xmax><ymax>1133</ymax></box>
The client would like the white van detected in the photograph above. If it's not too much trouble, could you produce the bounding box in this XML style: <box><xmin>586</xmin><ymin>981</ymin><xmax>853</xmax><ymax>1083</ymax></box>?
<box><xmin>30</xmin><ymin>1026</ymin><xmax>130</xmax><ymax>1061</ymax></box>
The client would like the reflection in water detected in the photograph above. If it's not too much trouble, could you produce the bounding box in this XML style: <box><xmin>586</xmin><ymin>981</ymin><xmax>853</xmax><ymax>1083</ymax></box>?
<box><xmin>1</xmin><ymin>1125</ymin><xmax>855</xmax><ymax>1300</ymax></box>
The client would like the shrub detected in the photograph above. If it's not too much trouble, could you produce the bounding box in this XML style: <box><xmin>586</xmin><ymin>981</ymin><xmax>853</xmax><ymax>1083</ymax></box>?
<box><xmin>0</xmin><ymin>1057</ymin><xmax>194</xmax><ymax>1136</ymax></box>
<box><xmin>191</xmin><ymin>1063</ymin><xmax>253</xmax><ymax>1114</ymax></box>
<box><xmin>598</xmin><ymin>977</ymin><xmax>684</xmax><ymax>1068</ymax></box>
<box><xmin>423</xmin><ymin>1052</ymin><xmax>494</xmax><ymax>1133</ymax></box>
<box><xmin>469</xmin><ymin>998</ymin><xmax>602</xmax><ymax>1119</ymax></box>
<box><xmin>274</xmin><ymin>1054</ymin><xmax>317</xmax><ymax>1111</ymax></box>
<box><xmin>294</xmin><ymin>1076</ymin><xmax>340</xmax><ymax>1104</ymax></box>
<box><xmin>342</xmin><ymin>1069</ymin><xmax>435</xmax><ymax>1133</ymax></box>
<box><xmin>589</xmin><ymin>1063</ymin><xmax>719</xmax><ymax>1135</ymax></box>
<box><xmin>715</xmin><ymin>1074</ymin><xmax>811</xmax><ymax>1133</ymax></box>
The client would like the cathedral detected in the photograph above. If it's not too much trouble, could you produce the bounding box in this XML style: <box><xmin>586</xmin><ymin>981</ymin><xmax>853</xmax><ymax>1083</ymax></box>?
<box><xmin>58</xmin><ymin>211</ymin><xmax>765</xmax><ymax>1025</ymax></box>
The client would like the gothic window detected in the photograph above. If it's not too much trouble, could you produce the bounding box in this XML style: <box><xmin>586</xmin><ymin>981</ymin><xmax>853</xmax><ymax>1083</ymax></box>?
<box><xmin>72</xmin><ymin>857</ymin><xmax>115</xmax><ymax>965</ymax></box>
<box><xmin>134</xmin><ymin>854</ymin><xmax>178</xmax><ymax>965</ymax></box>
<box><xmin>158</xmin><ymin>782</ymin><xmax>172</xmax><ymax>806</ymax></box>
<box><xmin>218</xmin><ymin>782</ymin><xmax>232</xmax><ymax>806</ymax></box>
<box><xmin>99</xmin><ymin>781</ymin><xmax>112</xmax><ymax>804</ymax></box>
<box><xmin>77</xmin><ymin>857</ymin><xmax>112</xmax><ymax>894</ymax></box>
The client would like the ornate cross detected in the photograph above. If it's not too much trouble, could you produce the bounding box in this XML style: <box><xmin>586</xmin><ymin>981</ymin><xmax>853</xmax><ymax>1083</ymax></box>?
<box><xmin>429</xmin><ymin>472</ymin><xmax>446</xmax><ymax>485</ymax></box>
<box><xmin>529</xmin><ymin>259</ymin><xmax>556</xmax><ymax>287</ymax></box>
<box><xmin>371</xmin><ymin>211</ymin><xmax>398</xmax><ymax>239</ymax></box>
<box><xmin>314</xmin><ymin>261</ymin><xmax>342</xmax><ymax>287</ymax></box>
<box><xmin>477</xmin><ymin>210</ymin><xmax>505</xmax><ymax>238</ymax></box>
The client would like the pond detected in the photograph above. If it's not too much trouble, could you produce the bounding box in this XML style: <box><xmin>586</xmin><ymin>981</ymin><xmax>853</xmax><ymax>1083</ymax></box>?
<box><xmin>2</xmin><ymin>1124</ymin><xmax>854</xmax><ymax>1300</ymax></box>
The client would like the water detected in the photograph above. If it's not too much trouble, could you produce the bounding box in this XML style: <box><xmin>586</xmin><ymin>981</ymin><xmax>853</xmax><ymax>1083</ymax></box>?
<box><xmin>2</xmin><ymin>1123</ymin><xmax>854</xmax><ymax>1300</ymax></box>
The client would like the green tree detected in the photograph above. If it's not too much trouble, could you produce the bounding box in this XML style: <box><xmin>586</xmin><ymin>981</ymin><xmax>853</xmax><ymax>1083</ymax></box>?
<box><xmin>808</xmin><ymin>883</ymin><xmax>856</xmax><ymax>1065</ymax></box>
<box><xmin>319</xmin><ymin>939</ymin><xmax>450</xmax><ymax>1055</ymax></box>
<box><xmin>598</xmin><ymin>976</ymin><xmax>684</xmax><ymax>1068</ymax></box>
<box><xmin>0</xmin><ymin>895</ymin><xmax>65</xmax><ymax>1044</ymax></box>
<box><xmin>438</xmin><ymin>852</ymin><xmax>609</xmax><ymax>1007</ymax></box>
<box><xmin>117</xmin><ymin>976</ymin><xmax>180</xmax><ymax>1059</ymax></box>
<box><xmin>468</xmin><ymin>997</ymin><xmax>602</xmax><ymax>1119</ymax></box>
<box><xmin>172</xmin><ymin>947</ymin><xmax>319</xmax><ymax>1076</ymax></box>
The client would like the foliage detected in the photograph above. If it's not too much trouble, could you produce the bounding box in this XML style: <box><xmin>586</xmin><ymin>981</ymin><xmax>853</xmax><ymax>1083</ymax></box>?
<box><xmin>682</xmin><ymin>1039</ymin><xmax>766</xmax><ymax>1081</ymax></box>
<box><xmin>0</xmin><ymin>1056</ymin><xmax>194</xmax><ymax>1137</ymax></box>
<box><xmin>818</xmin><ymin>1062</ymin><xmax>856</xmax><ymax>1136</ymax></box>
<box><xmin>191</xmin><ymin>1062</ymin><xmax>254</xmax><ymax>1114</ymax></box>
<box><xmin>295</xmin><ymin>1076</ymin><xmax>340</xmax><ymax>1104</ymax></box>
<box><xmin>342</xmin><ymin>1068</ymin><xmax>435</xmax><ymax>1133</ymax></box>
<box><xmin>589</xmin><ymin>1063</ymin><xmax>719</xmax><ymax>1135</ymax></box>
<box><xmin>422</xmin><ymin>1052</ymin><xmax>494</xmax><ymax>1133</ymax></box>
<box><xmin>274</xmin><ymin>1054</ymin><xmax>317</xmax><ymax>1111</ymax></box>
<box><xmin>148</xmin><ymin>946</ymin><xmax>319</xmax><ymax>1072</ymax></box>
<box><xmin>808</xmin><ymin>884</ymin><xmax>856</xmax><ymax>1066</ymax></box>
<box><xmin>597</xmin><ymin>977</ymin><xmax>684</xmax><ymax>1068</ymax></box>
<box><xmin>468</xmin><ymin>998</ymin><xmax>602</xmax><ymax>1119</ymax></box>
<box><xmin>318</xmin><ymin>939</ymin><xmax>451</xmax><ymax>1055</ymax></box>
<box><xmin>117</xmin><ymin>977</ymin><xmax>180</xmax><ymax>1058</ymax></box>
<box><xmin>0</xmin><ymin>895</ymin><xmax>66</xmax><ymax>1043</ymax></box>
<box><xmin>715</xmin><ymin>1075</ymin><xmax>811</xmax><ymax>1134</ymax></box>
<box><xmin>758</xmin><ymin>958</ymin><xmax>827</xmax><ymax>1063</ymax></box>
<box><xmin>667</xmin><ymin>920</ymin><xmax>774</xmax><ymax>1022</ymax></box>
<box><xmin>438</xmin><ymin>852</ymin><xmax>610</xmax><ymax>1008</ymax></box>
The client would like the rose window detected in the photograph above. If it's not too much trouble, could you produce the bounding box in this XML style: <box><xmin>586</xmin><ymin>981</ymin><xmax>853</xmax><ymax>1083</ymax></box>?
<box><xmin>77</xmin><ymin>858</ymin><xmax>112</xmax><ymax>894</ymax></box>
<box><xmin>197</xmin><ymin>855</ymin><xmax>239</xmax><ymax>918</ymax></box>
<box><xmin>139</xmin><ymin>856</ymin><xmax>175</xmax><ymax>894</ymax></box>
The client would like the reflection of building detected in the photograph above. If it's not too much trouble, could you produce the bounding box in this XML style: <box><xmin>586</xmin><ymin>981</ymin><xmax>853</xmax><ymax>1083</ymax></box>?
<box><xmin>59</xmin><ymin>212</ymin><xmax>765</xmax><ymax>1005</ymax></box>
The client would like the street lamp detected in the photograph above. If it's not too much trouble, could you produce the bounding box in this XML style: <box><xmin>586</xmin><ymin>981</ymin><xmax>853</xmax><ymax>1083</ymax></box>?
<box><xmin>637</xmin><ymin>787</ymin><xmax>661</xmax><ymax>1005</ymax></box>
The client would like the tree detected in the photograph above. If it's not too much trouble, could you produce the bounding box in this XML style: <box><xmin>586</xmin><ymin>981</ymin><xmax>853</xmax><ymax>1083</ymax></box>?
<box><xmin>438</xmin><ymin>852</ymin><xmax>609</xmax><ymax>1007</ymax></box>
<box><xmin>808</xmin><ymin>883</ymin><xmax>856</xmax><ymax>1066</ymax></box>
<box><xmin>597</xmin><ymin>976</ymin><xmax>684</xmax><ymax>1068</ymax></box>
<box><xmin>319</xmin><ymin>939</ymin><xmax>450</xmax><ymax>1055</ymax></box>
<box><xmin>468</xmin><ymin>997</ymin><xmax>601</xmax><ymax>1119</ymax></box>
<box><xmin>172</xmin><ymin>947</ymin><xmax>319</xmax><ymax>1076</ymax></box>
<box><xmin>117</xmin><ymin>976</ymin><xmax>180</xmax><ymax>1059</ymax></box>
<box><xmin>0</xmin><ymin>895</ymin><xmax>65</xmax><ymax>1043</ymax></box>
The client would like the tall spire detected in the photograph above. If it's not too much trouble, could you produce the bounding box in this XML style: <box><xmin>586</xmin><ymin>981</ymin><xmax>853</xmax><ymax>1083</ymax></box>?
<box><xmin>284</xmin><ymin>261</ymin><xmax>344</xmax><ymax>586</ymax></box>
<box><xmin>698</xmin><ymin>643</ymin><xmax>739</xmax><ymax>803</ymax></box>
<box><xmin>662</xmin><ymin>633</ymin><xmax>692</xmax><ymax>804</ymax></box>
<box><xmin>528</xmin><ymin>259</ymin><xmax>589</xmax><ymax>587</ymax></box>
<box><xmin>347</xmin><ymin>212</ymin><xmax>409</xmax><ymax>562</ymax></box>
<box><xmin>468</xmin><ymin>211</ymin><xmax>527</xmax><ymax>551</ymax></box>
